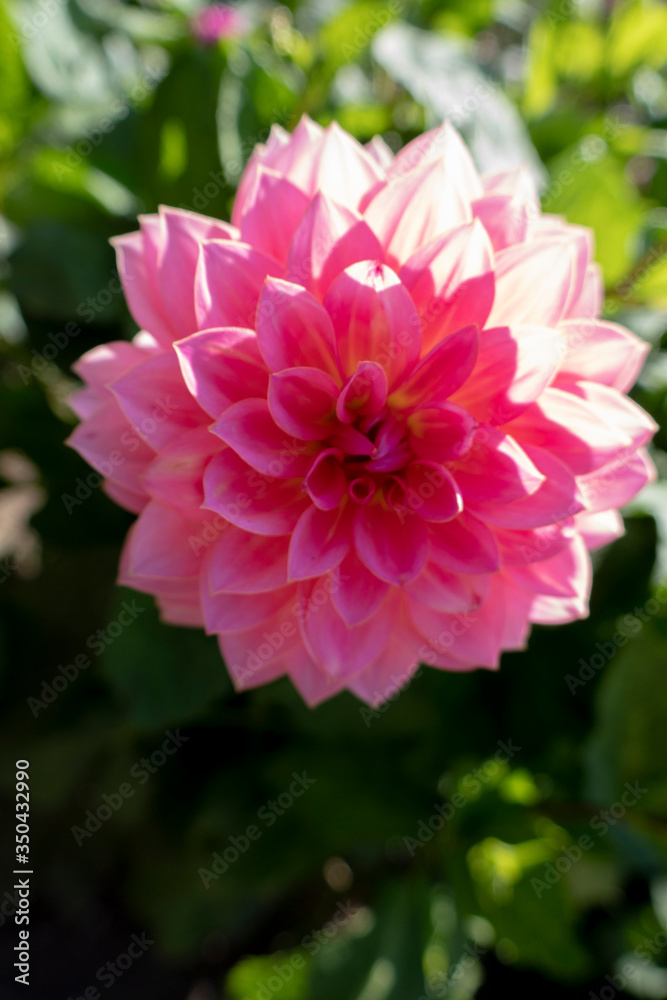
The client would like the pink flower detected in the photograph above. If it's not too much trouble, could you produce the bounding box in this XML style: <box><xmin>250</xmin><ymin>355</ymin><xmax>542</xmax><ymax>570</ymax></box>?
<box><xmin>190</xmin><ymin>3</ymin><xmax>246</xmax><ymax>44</ymax></box>
<box><xmin>68</xmin><ymin>117</ymin><xmax>657</xmax><ymax>707</ymax></box>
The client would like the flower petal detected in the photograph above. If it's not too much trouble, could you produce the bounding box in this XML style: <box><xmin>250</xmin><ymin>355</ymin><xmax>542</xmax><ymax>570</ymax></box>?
<box><xmin>208</xmin><ymin>526</ymin><xmax>290</xmax><ymax>593</ymax></box>
<box><xmin>211</xmin><ymin>398</ymin><xmax>315</xmax><ymax>478</ymax></box>
<box><xmin>407</xmin><ymin>402</ymin><xmax>477</xmax><ymax>463</ymax></box>
<box><xmin>404</xmin><ymin>461</ymin><xmax>462</xmax><ymax>522</ymax></box>
<box><xmin>398</xmin><ymin>222</ymin><xmax>493</xmax><ymax>352</ymax></box>
<box><xmin>110</xmin><ymin>350</ymin><xmax>206</xmax><ymax>451</ymax></box>
<box><xmin>175</xmin><ymin>327</ymin><xmax>268</xmax><ymax>418</ymax></box>
<box><xmin>323</xmin><ymin>262</ymin><xmax>422</xmax><ymax>389</ymax></box>
<box><xmin>158</xmin><ymin>206</ymin><xmax>238</xmax><ymax>336</ymax></box>
<box><xmin>240</xmin><ymin>166</ymin><xmax>310</xmax><ymax>265</ymax></box>
<box><xmin>195</xmin><ymin>239</ymin><xmax>282</xmax><ymax>331</ymax></box>
<box><xmin>268</xmin><ymin>368</ymin><xmax>339</xmax><ymax>440</ymax></box>
<box><xmin>428</xmin><ymin>511</ymin><xmax>500</xmax><ymax>574</ymax></box>
<box><xmin>256</xmin><ymin>278</ymin><xmax>339</xmax><ymax>379</ymax></box>
<box><xmin>556</xmin><ymin>319</ymin><xmax>649</xmax><ymax>392</ymax></box>
<box><xmin>451</xmin><ymin>325</ymin><xmax>565</xmax><ymax>426</ymax></box>
<box><xmin>449</xmin><ymin>427</ymin><xmax>544</xmax><ymax>505</ymax></box>
<box><xmin>330</xmin><ymin>548</ymin><xmax>390</xmax><ymax>625</ymax></box>
<box><xmin>488</xmin><ymin>240</ymin><xmax>575</xmax><ymax>328</ymax></box>
<box><xmin>203</xmin><ymin>449</ymin><xmax>309</xmax><ymax>535</ymax></box>
<box><xmin>287</xmin><ymin>192</ymin><xmax>383</xmax><ymax>300</ymax></box>
<box><xmin>288</xmin><ymin>503</ymin><xmax>353</xmax><ymax>580</ymax></box>
<box><xmin>365</xmin><ymin>158</ymin><xmax>472</xmax><ymax>268</ymax></box>
<box><xmin>389</xmin><ymin>325</ymin><xmax>479</xmax><ymax>411</ymax></box>
<box><xmin>354</xmin><ymin>497</ymin><xmax>428</xmax><ymax>584</ymax></box>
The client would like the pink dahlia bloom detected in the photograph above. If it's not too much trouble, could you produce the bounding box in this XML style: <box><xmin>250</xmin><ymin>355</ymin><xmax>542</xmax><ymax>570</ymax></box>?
<box><xmin>191</xmin><ymin>3</ymin><xmax>246</xmax><ymax>44</ymax></box>
<box><xmin>68</xmin><ymin>117</ymin><xmax>657</xmax><ymax>707</ymax></box>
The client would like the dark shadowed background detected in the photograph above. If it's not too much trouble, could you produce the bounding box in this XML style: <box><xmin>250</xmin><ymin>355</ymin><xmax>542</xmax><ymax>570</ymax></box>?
<box><xmin>2</xmin><ymin>0</ymin><xmax>667</xmax><ymax>997</ymax></box>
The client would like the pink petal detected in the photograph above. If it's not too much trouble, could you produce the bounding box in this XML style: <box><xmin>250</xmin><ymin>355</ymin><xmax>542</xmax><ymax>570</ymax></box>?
<box><xmin>282</xmin><ymin>120</ymin><xmax>384</xmax><ymax>209</ymax></box>
<box><xmin>303</xmin><ymin>448</ymin><xmax>347</xmax><ymax>510</ymax></box>
<box><xmin>389</xmin><ymin>325</ymin><xmax>479</xmax><ymax>410</ymax></box>
<box><xmin>470</xmin><ymin>444</ymin><xmax>585</xmax><ymax>528</ymax></box>
<box><xmin>111</xmin><ymin>350</ymin><xmax>206</xmax><ymax>451</ymax></box>
<box><xmin>365</xmin><ymin>134</ymin><xmax>394</xmax><ymax>170</ymax></box>
<box><xmin>449</xmin><ymin>427</ymin><xmax>544</xmax><ymax>505</ymax></box>
<box><xmin>404</xmin><ymin>562</ymin><xmax>489</xmax><ymax>613</ymax></box>
<box><xmin>285</xmin><ymin>646</ymin><xmax>349</xmax><ymax>707</ymax></box>
<box><xmin>158</xmin><ymin>206</ymin><xmax>238</xmax><ymax>337</ymax></box>
<box><xmin>336</xmin><ymin>362</ymin><xmax>388</xmax><ymax>423</ymax></box>
<box><xmin>575</xmin><ymin>509</ymin><xmax>625</xmax><ymax>550</ymax></box>
<box><xmin>451</xmin><ymin>324</ymin><xmax>565</xmax><ymax>426</ymax></box>
<box><xmin>299</xmin><ymin>577</ymin><xmax>396</xmax><ymax>678</ymax></box>
<box><xmin>203</xmin><ymin>449</ymin><xmax>309</xmax><ymax>535</ymax></box>
<box><xmin>398</xmin><ymin>222</ymin><xmax>493</xmax><ymax>353</ymax></box>
<box><xmin>346</xmin><ymin>652</ymin><xmax>421</xmax><ymax>707</ymax></box>
<box><xmin>556</xmin><ymin>319</ymin><xmax>649</xmax><ymax>392</ymax></box>
<box><xmin>493</xmin><ymin>519</ymin><xmax>575</xmax><ymax>567</ymax></box>
<box><xmin>506</xmin><ymin>534</ymin><xmax>591</xmax><ymax>597</ymax></box>
<box><xmin>330</xmin><ymin>548</ymin><xmax>390</xmax><ymax>625</ymax></box>
<box><xmin>408</xmin><ymin>577</ymin><xmax>505</xmax><ymax>669</ymax></box>
<box><xmin>404</xmin><ymin>461</ymin><xmax>462</xmax><ymax>522</ymax></box>
<box><xmin>488</xmin><ymin>240</ymin><xmax>575</xmax><ymax>328</ymax></box>
<box><xmin>211</xmin><ymin>398</ymin><xmax>315</xmax><ymax>478</ymax></box>
<box><xmin>256</xmin><ymin>278</ymin><xmax>339</xmax><ymax>379</ymax></box>
<box><xmin>72</xmin><ymin>340</ymin><xmax>152</xmax><ymax>388</ymax></box>
<box><xmin>407</xmin><ymin>402</ymin><xmax>477</xmax><ymax>463</ymax></box>
<box><xmin>123</xmin><ymin>500</ymin><xmax>203</xmax><ymax>581</ymax></box>
<box><xmin>143</xmin><ymin>426</ymin><xmax>221</xmax><ymax>518</ymax></box>
<box><xmin>578</xmin><ymin>448</ymin><xmax>656</xmax><ymax>514</ymax></box>
<box><xmin>103</xmin><ymin>479</ymin><xmax>148</xmax><ymax>515</ymax></box>
<box><xmin>110</xmin><ymin>227</ymin><xmax>172</xmax><ymax>345</ymax></box>
<box><xmin>388</xmin><ymin>122</ymin><xmax>483</xmax><ymax>202</ymax></box>
<box><xmin>287</xmin><ymin>193</ymin><xmax>384</xmax><ymax>300</ymax></box>
<box><xmin>231</xmin><ymin>123</ymin><xmax>292</xmax><ymax>228</ymax></box>
<box><xmin>354</xmin><ymin>497</ymin><xmax>428</xmax><ymax>584</ymax></box>
<box><xmin>323</xmin><ymin>261</ymin><xmax>421</xmax><ymax>389</ymax></box>
<box><xmin>208</xmin><ymin>526</ymin><xmax>290</xmax><ymax>593</ymax></box>
<box><xmin>268</xmin><ymin>368</ymin><xmax>339</xmax><ymax>440</ymax></box>
<box><xmin>195</xmin><ymin>239</ymin><xmax>282</xmax><ymax>331</ymax></box>
<box><xmin>472</xmin><ymin>194</ymin><xmax>530</xmax><ymax>252</ymax></box>
<box><xmin>365</xmin><ymin>159</ymin><xmax>472</xmax><ymax>269</ymax></box>
<box><xmin>564</xmin><ymin>263</ymin><xmax>603</xmax><ymax>320</ymax></box>
<box><xmin>428</xmin><ymin>512</ymin><xmax>500</xmax><ymax>574</ymax></box>
<box><xmin>156</xmin><ymin>583</ymin><xmax>203</xmax><ymax>627</ymax></box>
<box><xmin>66</xmin><ymin>397</ymin><xmax>154</xmax><ymax>496</ymax></box>
<box><xmin>288</xmin><ymin>503</ymin><xmax>353</xmax><ymax>580</ymax></box>
<box><xmin>175</xmin><ymin>327</ymin><xmax>269</xmax><ymax>419</ymax></box>
<box><xmin>566</xmin><ymin>381</ymin><xmax>657</xmax><ymax>454</ymax></box>
<box><xmin>502</xmin><ymin>387</ymin><xmax>643</xmax><ymax>476</ymax></box>
<box><xmin>217</xmin><ymin>609</ymin><xmax>301</xmax><ymax>688</ymax></box>
<box><xmin>202</xmin><ymin>581</ymin><xmax>296</xmax><ymax>634</ymax></box>
<box><xmin>240</xmin><ymin>166</ymin><xmax>310</xmax><ymax>264</ymax></box>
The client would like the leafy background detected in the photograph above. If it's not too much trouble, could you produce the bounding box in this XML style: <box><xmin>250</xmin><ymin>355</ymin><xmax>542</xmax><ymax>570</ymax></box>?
<box><xmin>1</xmin><ymin>0</ymin><xmax>667</xmax><ymax>996</ymax></box>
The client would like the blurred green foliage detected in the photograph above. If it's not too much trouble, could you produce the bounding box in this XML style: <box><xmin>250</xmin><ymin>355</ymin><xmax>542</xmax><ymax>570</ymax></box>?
<box><xmin>2</xmin><ymin>0</ymin><xmax>667</xmax><ymax>997</ymax></box>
